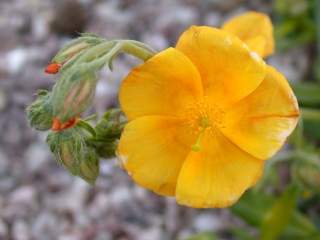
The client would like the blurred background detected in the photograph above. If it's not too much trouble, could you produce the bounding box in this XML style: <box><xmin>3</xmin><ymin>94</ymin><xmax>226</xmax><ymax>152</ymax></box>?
<box><xmin>0</xmin><ymin>0</ymin><xmax>320</xmax><ymax>239</ymax></box>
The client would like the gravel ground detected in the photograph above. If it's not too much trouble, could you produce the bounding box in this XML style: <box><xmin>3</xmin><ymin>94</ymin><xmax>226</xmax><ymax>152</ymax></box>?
<box><xmin>0</xmin><ymin>0</ymin><xmax>308</xmax><ymax>239</ymax></box>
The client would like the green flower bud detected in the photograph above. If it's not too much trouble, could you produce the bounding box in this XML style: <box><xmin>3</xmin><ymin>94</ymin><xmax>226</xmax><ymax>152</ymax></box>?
<box><xmin>52</xmin><ymin>35</ymin><xmax>104</xmax><ymax>66</ymax></box>
<box><xmin>47</xmin><ymin>126</ymin><xmax>99</xmax><ymax>184</ymax></box>
<box><xmin>51</xmin><ymin>67</ymin><xmax>97</xmax><ymax>123</ymax></box>
<box><xmin>26</xmin><ymin>90</ymin><xmax>53</xmax><ymax>131</ymax></box>
<box><xmin>90</xmin><ymin>109</ymin><xmax>126</xmax><ymax>158</ymax></box>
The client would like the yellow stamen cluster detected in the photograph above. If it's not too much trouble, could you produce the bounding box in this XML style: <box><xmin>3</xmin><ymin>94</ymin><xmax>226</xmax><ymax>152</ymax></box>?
<box><xmin>184</xmin><ymin>97</ymin><xmax>225</xmax><ymax>151</ymax></box>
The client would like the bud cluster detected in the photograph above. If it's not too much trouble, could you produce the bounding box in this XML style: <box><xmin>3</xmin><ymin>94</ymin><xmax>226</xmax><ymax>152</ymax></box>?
<box><xmin>26</xmin><ymin>34</ymin><xmax>155</xmax><ymax>184</ymax></box>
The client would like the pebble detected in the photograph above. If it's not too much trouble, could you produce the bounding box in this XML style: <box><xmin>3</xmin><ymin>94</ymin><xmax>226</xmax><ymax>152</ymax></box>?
<box><xmin>0</xmin><ymin>219</ymin><xmax>8</xmax><ymax>238</ymax></box>
<box><xmin>12</xmin><ymin>220</ymin><xmax>31</xmax><ymax>240</ymax></box>
<box><xmin>193</xmin><ymin>213</ymin><xmax>223</xmax><ymax>232</ymax></box>
<box><xmin>24</xmin><ymin>142</ymin><xmax>51</xmax><ymax>173</ymax></box>
<box><xmin>6</xmin><ymin>48</ymin><xmax>28</xmax><ymax>74</ymax></box>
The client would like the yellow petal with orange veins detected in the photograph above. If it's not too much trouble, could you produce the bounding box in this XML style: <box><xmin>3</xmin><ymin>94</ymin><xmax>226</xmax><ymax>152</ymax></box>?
<box><xmin>119</xmin><ymin>48</ymin><xmax>203</xmax><ymax>121</ymax></box>
<box><xmin>222</xmin><ymin>11</ymin><xmax>274</xmax><ymax>58</ymax></box>
<box><xmin>118</xmin><ymin>116</ymin><xmax>196</xmax><ymax>196</ymax></box>
<box><xmin>176</xmin><ymin>130</ymin><xmax>263</xmax><ymax>208</ymax></box>
<box><xmin>176</xmin><ymin>26</ymin><xmax>266</xmax><ymax>108</ymax></box>
<box><xmin>221</xmin><ymin>66</ymin><xmax>299</xmax><ymax>159</ymax></box>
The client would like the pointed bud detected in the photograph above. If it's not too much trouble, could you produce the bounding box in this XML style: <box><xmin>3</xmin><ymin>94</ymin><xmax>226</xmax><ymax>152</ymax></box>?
<box><xmin>51</xmin><ymin>67</ymin><xmax>98</xmax><ymax>123</ymax></box>
<box><xmin>45</xmin><ymin>63</ymin><xmax>62</xmax><ymax>74</ymax></box>
<box><xmin>50</xmin><ymin>36</ymin><xmax>104</xmax><ymax>71</ymax></box>
<box><xmin>47</xmin><ymin>126</ymin><xmax>99</xmax><ymax>184</ymax></box>
<box><xmin>26</xmin><ymin>90</ymin><xmax>53</xmax><ymax>131</ymax></box>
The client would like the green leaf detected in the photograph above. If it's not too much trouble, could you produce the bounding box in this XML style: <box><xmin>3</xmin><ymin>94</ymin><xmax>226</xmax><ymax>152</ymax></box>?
<box><xmin>232</xmin><ymin>190</ymin><xmax>274</xmax><ymax>227</ymax></box>
<box><xmin>185</xmin><ymin>232</ymin><xmax>218</xmax><ymax>240</ymax></box>
<box><xmin>292</xmin><ymin>84</ymin><xmax>320</xmax><ymax>107</ymax></box>
<box><xmin>260</xmin><ymin>185</ymin><xmax>299</xmax><ymax>240</ymax></box>
<box><xmin>301</xmin><ymin>108</ymin><xmax>320</xmax><ymax>140</ymax></box>
<box><xmin>229</xmin><ymin>228</ymin><xmax>255</xmax><ymax>240</ymax></box>
<box><xmin>232</xmin><ymin>189</ymin><xmax>318</xmax><ymax>239</ymax></box>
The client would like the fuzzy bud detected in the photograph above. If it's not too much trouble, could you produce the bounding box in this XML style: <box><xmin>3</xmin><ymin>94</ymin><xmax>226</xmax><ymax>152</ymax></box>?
<box><xmin>51</xmin><ymin>67</ymin><xmax>97</xmax><ymax>123</ymax></box>
<box><xmin>50</xmin><ymin>35</ymin><xmax>104</xmax><ymax>71</ymax></box>
<box><xmin>90</xmin><ymin>109</ymin><xmax>126</xmax><ymax>158</ymax></box>
<box><xmin>26</xmin><ymin>90</ymin><xmax>53</xmax><ymax>131</ymax></box>
<box><xmin>47</xmin><ymin>126</ymin><xmax>99</xmax><ymax>184</ymax></box>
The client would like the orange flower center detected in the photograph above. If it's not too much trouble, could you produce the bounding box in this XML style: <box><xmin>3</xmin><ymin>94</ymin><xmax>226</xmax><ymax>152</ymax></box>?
<box><xmin>185</xmin><ymin>97</ymin><xmax>225</xmax><ymax>151</ymax></box>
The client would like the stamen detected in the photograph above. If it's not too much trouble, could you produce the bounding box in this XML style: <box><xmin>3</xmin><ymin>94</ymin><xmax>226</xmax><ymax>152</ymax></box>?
<box><xmin>191</xmin><ymin>125</ymin><xmax>207</xmax><ymax>152</ymax></box>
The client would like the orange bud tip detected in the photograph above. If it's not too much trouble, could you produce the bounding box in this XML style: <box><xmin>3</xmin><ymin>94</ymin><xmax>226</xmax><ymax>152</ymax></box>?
<box><xmin>51</xmin><ymin>117</ymin><xmax>79</xmax><ymax>131</ymax></box>
<box><xmin>51</xmin><ymin>118</ymin><xmax>62</xmax><ymax>131</ymax></box>
<box><xmin>60</xmin><ymin>118</ymin><xmax>79</xmax><ymax>130</ymax></box>
<box><xmin>45</xmin><ymin>63</ymin><xmax>62</xmax><ymax>74</ymax></box>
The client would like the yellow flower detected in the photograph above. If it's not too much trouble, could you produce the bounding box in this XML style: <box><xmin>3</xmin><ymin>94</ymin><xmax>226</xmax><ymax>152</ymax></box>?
<box><xmin>118</xmin><ymin>12</ymin><xmax>299</xmax><ymax>208</ymax></box>
<box><xmin>222</xmin><ymin>11</ymin><xmax>274</xmax><ymax>58</ymax></box>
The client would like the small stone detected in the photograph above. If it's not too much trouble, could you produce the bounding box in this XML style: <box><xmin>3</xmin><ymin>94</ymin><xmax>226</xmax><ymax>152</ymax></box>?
<box><xmin>12</xmin><ymin>220</ymin><xmax>31</xmax><ymax>240</ymax></box>
<box><xmin>88</xmin><ymin>193</ymin><xmax>110</xmax><ymax>219</ymax></box>
<box><xmin>140</xmin><ymin>227</ymin><xmax>163</xmax><ymax>240</ymax></box>
<box><xmin>142</xmin><ymin>33</ymin><xmax>168</xmax><ymax>51</ymax></box>
<box><xmin>99</xmin><ymin>160</ymin><xmax>115</xmax><ymax>176</ymax></box>
<box><xmin>32</xmin><ymin>16</ymin><xmax>49</xmax><ymax>41</ymax></box>
<box><xmin>9</xmin><ymin>186</ymin><xmax>37</xmax><ymax>206</ymax></box>
<box><xmin>110</xmin><ymin>186</ymin><xmax>131</xmax><ymax>205</ymax></box>
<box><xmin>193</xmin><ymin>213</ymin><xmax>222</xmax><ymax>232</ymax></box>
<box><xmin>204</xmin><ymin>12</ymin><xmax>222</xmax><ymax>26</ymax></box>
<box><xmin>0</xmin><ymin>219</ymin><xmax>8</xmax><ymax>239</ymax></box>
<box><xmin>0</xmin><ymin>150</ymin><xmax>9</xmax><ymax>176</ymax></box>
<box><xmin>24</xmin><ymin>142</ymin><xmax>50</xmax><ymax>173</ymax></box>
<box><xmin>6</xmin><ymin>48</ymin><xmax>28</xmax><ymax>74</ymax></box>
<box><xmin>58</xmin><ymin>233</ymin><xmax>80</xmax><ymax>240</ymax></box>
<box><xmin>31</xmin><ymin>212</ymin><xmax>59</xmax><ymax>240</ymax></box>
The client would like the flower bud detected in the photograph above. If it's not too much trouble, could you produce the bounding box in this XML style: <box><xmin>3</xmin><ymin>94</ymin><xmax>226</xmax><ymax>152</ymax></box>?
<box><xmin>50</xmin><ymin>36</ymin><xmax>104</xmax><ymax>71</ymax></box>
<box><xmin>47</xmin><ymin>126</ymin><xmax>99</xmax><ymax>184</ymax></box>
<box><xmin>51</xmin><ymin>67</ymin><xmax>97</xmax><ymax>123</ymax></box>
<box><xmin>26</xmin><ymin>90</ymin><xmax>53</xmax><ymax>131</ymax></box>
<box><xmin>91</xmin><ymin>109</ymin><xmax>126</xmax><ymax>158</ymax></box>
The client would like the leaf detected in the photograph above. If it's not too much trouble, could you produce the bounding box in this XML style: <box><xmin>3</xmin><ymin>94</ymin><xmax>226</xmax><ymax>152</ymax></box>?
<box><xmin>232</xmin><ymin>189</ymin><xmax>318</xmax><ymax>239</ymax></box>
<box><xmin>292</xmin><ymin>84</ymin><xmax>320</xmax><ymax>107</ymax></box>
<box><xmin>229</xmin><ymin>228</ymin><xmax>255</xmax><ymax>240</ymax></box>
<box><xmin>260</xmin><ymin>185</ymin><xmax>299</xmax><ymax>240</ymax></box>
<box><xmin>232</xmin><ymin>190</ymin><xmax>274</xmax><ymax>227</ymax></box>
<box><xmin>185</xmin><ymin>232</ymin><xmax>218</xmax><ymax>240</ymax></box>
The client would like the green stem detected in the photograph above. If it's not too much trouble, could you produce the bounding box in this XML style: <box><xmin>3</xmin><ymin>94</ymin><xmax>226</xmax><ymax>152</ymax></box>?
<box><xmin>83</xmin><ymin>40</ymin><xmax>156</xmax><ymax>71</ymax></box>
<box><xmin>121</xmin><ymin>40</ymin><xmax>156</xmax><ymax>61</ymax></box>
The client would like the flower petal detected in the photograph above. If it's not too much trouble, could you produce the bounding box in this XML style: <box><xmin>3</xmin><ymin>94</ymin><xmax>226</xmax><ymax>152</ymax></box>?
<box><xmin>221</xmin><ymin>66</ymin><xmax>299</xmax><ymax>159</ymax></box>
<box><xmin>176</xmin><ymin>130</ymin><xmax>263</xmax><ymax>208</ymax></box>
<box><xmin>176</xmin><ymin>26</ymin><xmax>266</xmax><ymax>107</ymax></box>
<box><xmin>222</xmin><ymin>11</ymin><xmax>274</xmax><ymax>58</ymax></box>
<box><xmin>119</xmin><ymin>48</ymin><xmax>203</xmax><ymax>120</ymax></box>
<box><xmin>118</xmin><ymin>116</ymin><xmax>196</xmax><ymax>196</ymax></box>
